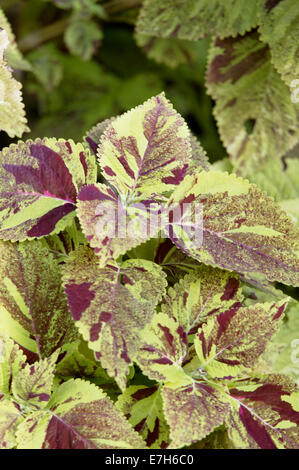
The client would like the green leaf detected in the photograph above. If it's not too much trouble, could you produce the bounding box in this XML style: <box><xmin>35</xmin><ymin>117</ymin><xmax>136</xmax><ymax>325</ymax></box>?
<box><xmin>0</xmin><ymin>399</ymin><xmax>23</xmax><ymax>449</ymax></box>
<box><xmin>16</xmin><ymin>378</ymin><xmax>146</xmax><ymax>449</ymax></box>
<box><xmin>136</xmin><ymin>0</ymin><xmax>259</xmax><ymax>40</ymax></box>
<box><xmin>258</xmin><ymin>0</ymin><xmax>299</xmax><ymax>87</ymax></box>
<box><xmin>245</xmin><ymin>156</ymin><xmax>299</xmax><ymax>226</ymax></box>
<box><xmin>0</xmin><ymin>8</ymin><xmax>31</xmax><ymax>71</ymax></box>
<box><xmin>226</xmin><ymin>375</ymin><xmax>299</xmax><ymax>449</ymax></box>
<box><xmin>135</xmin><ymin>34</ymin><xmax>198</xmax><ymax>69</ymax></box>
<box><xmin>0</xmin><ymin>29</ymin><xmax>29</xmax><ymax>138</ymax></box>
<box><xmin>116</xmin><ymin>385</ymin><xmax>170</xmax><ymax>448</ymax></box>
<box><xmin>206</xmin><ymin>31</ymin><xmax>299</xmax><ymax>174</ymax></box>
<box><xmin>0</xmin><ymin>335</ymin><xmax>26</xmax><ymax>396</ymax></box>
<box><xmin>161</xmin><ymin>266</ymin><xmax>243</xmax><ymax>334</ymax></box>
<box><xmin>0</xmin><ymin>138</ymin><xmax>96</xmax><ymax>241</ymax></box>
<box><xmin>166</xmin><ymin>171</ymin><xmax>299</xmax><ymax>286</ymax></box>
<box><xmin>0</xmin><ymin>240</ymin><xmax>78</xmax><ymax>358</ymax></box>
<box><xmin>194</xmin><ymin>300</ymin><xmax>288</xmax><ymax>379</ymax></box>
<box><xmin>62</xmin><ymin>246</ymin><xmax>167</xmax><ymax>390</ymax></box>
<box><xmin>12</xmin><ymin>352</ymin><xmax>59</xmax><ymax>410</ymax></box>
<box><xmin>162</xmin><ymin>381</ymin><xmax>230</xmax><ymax>448</ymax></box>
<box><xmin>64</xmin><ymin>19</ymin><xmax>103</xmax><ymax>61</ymax></box>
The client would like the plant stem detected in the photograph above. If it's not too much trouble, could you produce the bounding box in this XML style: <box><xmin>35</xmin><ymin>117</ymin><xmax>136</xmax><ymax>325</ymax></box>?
<box><xmin>104</xmin><ymin>0</ymin><xmax>142</xmax><ymax>15</ymax></box>
<box><xmin>18</xmin><ymin>17</ymin><xmax>70</xmax><ymax>53</ymax></box>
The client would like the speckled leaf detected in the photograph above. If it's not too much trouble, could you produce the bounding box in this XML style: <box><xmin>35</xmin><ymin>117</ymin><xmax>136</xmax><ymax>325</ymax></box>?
<box><xmin>259</xmin><ymin>0</ymin><xmax>299</xmax><ymax>87</ymax></box>
<box><xmin>136</xmin><ymin>312</ymin><xmax>189</xmax><ymax>385</ymax></box>
<box><xmin>136</xmin><ymin>0</ymin><xmax>259</xmax><ymax>40</ymax></box>
<box><xmin>12</xmin><ymin>352</ymin><xmax>58</xmax><ymax>410</ymax></box>
<box><xmin>116</xmin><ymin>385</ymin><xmax>170</xmax><ymax>448</ymax></box>
<box><xmin>0</xmin><ymin>335</ymin><xmax>26</xmax><ymax>396</ymax></box>
<box><xmin>245</xmin><ymin>156</ymin><xmax>299</xmax><ymax>226</ymax></box>
<box><xmin>62</xmin><ymin>246</ymin><xmax>167</xmax><ymax>390</ymax></box>
<box><xmin>0</xmin><ymin>138</ymin><xmax>96</xmax><ymax>241</ymax></box>
<box><xmin>206</xmin><ymin>31</ymin><xmax>299</xmax><ymax>174</ymax></box>
<box><xmin>162</xmin><ymin>381</ymin><xmax>230</xmax><ymax>448</ymax></box>
<box><xmin>0</xmin><ymin>29</ymin><xmax>29</xmax><ymax>138</ymax></box>
<box><xmin>226</xmin><ymin>375</ymin><xmax>299</xmax><ymax>449</ymax></box>
<box><xmin>166</xmin><ymin>172</ymin><xmax>299</xmax><ymax>286</ymax></box>
<box><xmin>0</xmin><ymin>399</ymin><xmax>23</xmax><ymax>449</ymax></box>
<box><xmin>194</xmin><ymin>300</ymin><xmax>288</xmax><ymax>379</ymax></box>
<box><xmin>161</xmin><ymin>266</ymin><xmax>243</xmax><ymax>334</ymax></box>
<box><xmin>16</xmin><ymin>379</ymin><xmax>146</xmax><ymax>449</ymax></box>
<box><xmin>0</xmin><ymin>240</ymin><xmax>77</xmax><ymax>358</ymax></box>
<box><xmin>0</xmin><ymin>8</ymin><xmax>31</xmax><ymax>70</ymax></box>
<box><xmin>77</xmin><ymin>183</ymin><xmax>163</xmax><ymax>267</ymax></box>
<box><xmin>84</xmin><ymin>117</ymin><xmax>116</xmax><ymax>156</ymax></box>
<box><xmin>98</xmin><ymin>93</ymin><xmax>191</xmax><ymax>198</ymax></box>
<box><xmin>186</xmin><ymin>135</ymin><xmax>210</xmax><ymax>176</ymax></box>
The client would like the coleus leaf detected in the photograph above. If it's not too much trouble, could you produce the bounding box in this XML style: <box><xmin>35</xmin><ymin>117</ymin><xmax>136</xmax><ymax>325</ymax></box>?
<box><xmin>0</xmin><ymin>138</ymin><xmax>96</xmax><ymax>241</ymax></box>
<box><xmin>245</xmin><ymin>156</ymin><xmax>299</xmax><ymax>226</ymax></box>
<box><xmin>162</xmin><ymin>381</ymin><xmax>230</xmax><ymax>448</ymax></box>
<box><xmin>0</xmin><ymin>8</ymin><xmax>31</xmax><ymax>71</ymax></box>
<box><xmin>194</xmin><ymin>300</ymin><xmax>288</xmax><ymax>379</ymax></box>
<box><xmin>165</xmin><ymin>171</ymin><xmax>299</xmax><ymax>286</ymax></box>
<box><xmin>136</xmin><ymin>0</ymin><xmax>259</xmax><ymax>40</ymax></box>
<box><xmin>116</xmin><ymin>385</ymin><xmax>170</xmax><ymax>449</ymax></box>
<box><xmin>62</xmin><ymin>246</ymin><xmax>167</xmax><ymax>390</ymax></box>
<box><xmin>258</xmin><ymin>0</ymin><xmax>299</xmax><ymax>87</ymax></box>
<box><xmin>77</xmin><ymin>183</ymin><xmax>163</xmax><ymax>267</ymax></box>
<box><xmin>97</xmin><ymin>92</ymin><xmax>191</xmax><ymax>198</ymax></box>
<box><xmin>136</xmin><ymin>312</ymin><xmax>189</xmax><ymax>385</ymax></box>
<box><xmin>0</xmin><ymin>29</ymin><xmax>29</xmax><ymax>138</ymax></box>
<box><xmin>16</xmin><ymin>379</ymin><xmax>146</xmax><ymax>449</ymax></box>
<box><xmin>206</xmin><ymin>31</ymin><xmax>299</xmax><ymax>174</ymax></box>
<box><xmin>0</xmin><ymin>335</ymin><xmax>26</xmax><ymax>396</ymax></box>
<box><xmin>64</xmin><ymin>20</ymin><xmax>103</xmax><ymax>62</ymax></box>
<box><xmin>84</xmin><ymin>117</ymin><xmax>116</xmax><ymax>156</ymax></box>
<box><xmin>136</xmin><ymin>311</ymin><xmax>230</xmax><ymax>447</ymax></box>
<box><xmin>11</xmin><ymin>352</ymin><xmax>59</xmax><ymax>410</ymax></box>
<box><xmin>0</xmin><ymin>399</ymin><xmax>23</xmax><ymax>449</ymax></box>
<box><xmin>161</xmin><ymin>266</ymin><xmax>243</xmax><ymax>334</ymax></box>
<box><xmin>0</xmin><ymin>240</ymin><xmax>77</xmax><ymax>358</ymax></box>
<box><xmin>226</xmin><ymin>375</ymin><xmax>299</xmax><ymax>449</ymax></box>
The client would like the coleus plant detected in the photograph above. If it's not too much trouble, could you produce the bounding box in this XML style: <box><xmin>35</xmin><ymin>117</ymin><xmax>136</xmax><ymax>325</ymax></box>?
<box><xmin>0</xmin><ymin>93</ymin><xmax>299</xmax><ymax>449</ymax></box>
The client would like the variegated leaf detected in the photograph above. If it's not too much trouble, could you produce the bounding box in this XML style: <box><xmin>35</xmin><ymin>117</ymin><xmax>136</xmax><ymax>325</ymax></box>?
<box><xmin>0</xmin><ymin>399</ymin><xmax>23</xmax><ymax>449</ymax></box>
<box><xmin>162</xmin><ymin>381</ymin><xmax>230</xmax><ymax>448</ymax></box>
<box><xmin>258</xmin><ymin>0</ymin><xmax>299</xmax><ymax>87</ymax></box>
<box><xmin>62</xmin><ymin>246</ymin><xmax>167</xmax><ymax>390</ymax></box>
<box><xmin>161</xmin><ymin>266</ymin><xmax>243</xmax><ymax>334</ymax></box>
<box><xmin>0</xmin><ymin>138</ymin><xmax>96</xmax><ymax>241</ymax></box>
<box><xmin>0</xmin><ymin>8</ymin><xmax>31</xmax><ymax>70</ymax></box>
<box><xmin>16</xmin><ymin>379</ymin><xmax>146</xmax><ymax>449</ymax></box>
<box><xmin>116</xmin><ymin>385</ymin><xmax>170</xmax><ymax>448</ymax></box>
<box><xmin>84</xmin><ymin>117</ymin><xmax>116</xmax><ymax>156</ymax></box>
<box><xmin>206</xmin><ymin>31</ymin><xmax>299</xmax><ymax>174</ymax></box>
<box><xmin>165</xmin><ymin>172</ymin><xmax>299</xmax><ymax>286</ymax></box>
<box><xmin>98</xmin><ymin>93</ymin><xmax>191</xmax><ymax>198</ymax></box>
<box><xmin>0</xmin><ymin>335</ymin><xmax>26</xmax><ymax>396</ymax></box>
<box><xmin>226</xmin><ymin>375</ymin><xmax>299</xmax><ymax>449</ymax></box>
<box><xmin>0</xmin><ymin>29</ymin><xmax>29</xmax><ymax>138</ymax></box>
<box><xmin>12</xmin><ymin>352</ymin><xmax>58</xmax><ymax>410</ymax></box>
<box><xmin>194</xmin><ymin>300</ymin><xmax>288</xmax><ymax>379</ymax></box>
<box><xmin>77</xmin><ymin>183</ymin><xmax>163</xmax><ymax>267</ymax></box>
<box><xmin>136</xmin><ymin>0</ymin><xmax>259</xmax><ymax>40</ymax></box>
<box><xmin>0</xmin><ymin>240</ymin><xmax>77</xmax><ymax>358</ymax></box>
<box><xmin>136</xmin><ymin>312</ymin><xmax>190</xmax><ymax>385</ymax></box>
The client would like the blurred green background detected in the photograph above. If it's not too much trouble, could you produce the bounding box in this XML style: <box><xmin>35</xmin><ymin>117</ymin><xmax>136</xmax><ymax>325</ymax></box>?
<box><xmin>0</xmin><ymin>0</ymin><xmax>225</xmax><ymax>161</ymax></box>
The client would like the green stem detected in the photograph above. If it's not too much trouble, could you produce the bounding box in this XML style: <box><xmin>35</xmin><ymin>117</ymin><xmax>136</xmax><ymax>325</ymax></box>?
<box><xmin>18</xmin><ymin>17</ymin><xmax>70</xmax><ymax>53</ymax></box>
<box><xmin>104</xmin><ymin>0</ymin><xmax>142</xmax><ymax>15</ymax></box>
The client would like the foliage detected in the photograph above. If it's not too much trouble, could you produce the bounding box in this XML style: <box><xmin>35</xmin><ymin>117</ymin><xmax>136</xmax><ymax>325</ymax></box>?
<box><xmin>0</xmin><ymin>0</ymin><xmax>298</xmax><ymax>450</ymax></box>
